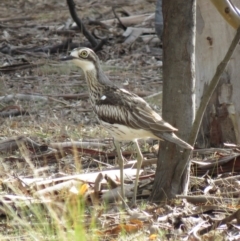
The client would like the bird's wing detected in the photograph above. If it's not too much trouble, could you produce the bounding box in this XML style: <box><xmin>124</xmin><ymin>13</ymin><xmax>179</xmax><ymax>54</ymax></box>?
<box><xmin>94</xmin><ymin>87</ymin><xmax>177</xmax><ymax>132</ymax></box>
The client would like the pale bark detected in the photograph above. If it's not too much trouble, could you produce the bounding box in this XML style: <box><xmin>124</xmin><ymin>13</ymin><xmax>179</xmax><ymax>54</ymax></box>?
<box><xmin>196</xmin><ymin>0</ymin><xmax>240</xmax><ymax>147</ymax></box>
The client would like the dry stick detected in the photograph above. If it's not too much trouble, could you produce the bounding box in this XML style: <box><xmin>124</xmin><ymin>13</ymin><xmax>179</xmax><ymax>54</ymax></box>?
<box><xmin>172</xmin><ymin>26</ymin><xmax>240</xmax><ymax>187</ymax></box>
<box><xmin>112</xmin><ymin>7</ymin><xmax>127</xmax><ymax>30</ymax></box>
<box><xmin>66</xmin><ymin>0</ymin><xmax>98</xmax><ymax>48</ymax></box>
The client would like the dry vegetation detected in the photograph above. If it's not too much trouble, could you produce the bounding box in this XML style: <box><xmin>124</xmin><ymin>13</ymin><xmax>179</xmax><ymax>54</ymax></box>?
<box><xmin>0</xmin><ymin>0</ymin><xmax>240</xmax><ymax>240</ymax></box>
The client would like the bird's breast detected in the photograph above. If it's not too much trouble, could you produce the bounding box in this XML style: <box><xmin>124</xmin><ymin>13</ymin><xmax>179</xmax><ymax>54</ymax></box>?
<box><xmin>99</xmin><ymin>120</ymin><xmax>156</xmax><ymax>141</ymax></box>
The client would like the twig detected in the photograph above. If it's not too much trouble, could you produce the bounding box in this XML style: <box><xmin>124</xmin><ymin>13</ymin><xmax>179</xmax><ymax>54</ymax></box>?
<box><xmin>93</xmin><ymin>38</ymin><xmax>108</xmax><ymax>52</ymax></box>
<box><xmin>112</xmin><ymin>7</ymin><xmax>127</xmax><ymax>30</ymax></box>
<box><xmin>66</xmin><ymin>0</ymin><xmax>98</xmax><ymax>48</ymax></box>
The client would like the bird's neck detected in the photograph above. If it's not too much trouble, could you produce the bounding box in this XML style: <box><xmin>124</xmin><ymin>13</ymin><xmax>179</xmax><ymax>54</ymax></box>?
<box><xmin>84</xmin><ymin>67</ymin><xmax>113</xmax><ymax>93</ymax></box>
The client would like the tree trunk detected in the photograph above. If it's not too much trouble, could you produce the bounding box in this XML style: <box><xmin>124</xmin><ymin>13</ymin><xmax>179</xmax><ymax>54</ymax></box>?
<box><xmin>150</xmin><ymin>0</ymin><xmax>196</xmax><ymax>202</ymax></box>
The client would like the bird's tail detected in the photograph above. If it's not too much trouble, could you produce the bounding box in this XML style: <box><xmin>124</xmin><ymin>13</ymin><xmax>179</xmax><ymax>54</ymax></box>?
<box><xmin>156</xmin><ymin>132</ymin><xmax>193</xmax><ymax>150</ymax></box>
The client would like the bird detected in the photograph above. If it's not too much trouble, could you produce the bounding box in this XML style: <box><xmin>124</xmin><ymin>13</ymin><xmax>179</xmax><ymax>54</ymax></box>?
<box><xmin>63</xmin><ymin>47</ymin><xmax>193</xmax><ymax>206</ymax></box>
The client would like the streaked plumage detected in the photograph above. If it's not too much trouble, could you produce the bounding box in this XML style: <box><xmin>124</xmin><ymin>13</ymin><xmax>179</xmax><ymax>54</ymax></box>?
<box><xmin>64</xmin><ymin>47</ymin><xmax>193</xmax><ymax>206</ymax></box>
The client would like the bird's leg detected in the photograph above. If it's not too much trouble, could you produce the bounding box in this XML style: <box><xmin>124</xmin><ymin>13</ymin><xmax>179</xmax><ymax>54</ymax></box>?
<box><xmin>113</xmin><ymin>139</ymin><xmax>125</xmax><ymax>205</ymax></box>
<box><xmin>132</xmin><ymin>140</ymin><xmax>143</xmax><ymax>206</ymax></box>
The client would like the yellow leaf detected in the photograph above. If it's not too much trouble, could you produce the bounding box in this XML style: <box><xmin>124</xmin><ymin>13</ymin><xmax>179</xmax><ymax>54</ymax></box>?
<box><xmin>149</xmin><ymin>234</ymin><xmax>158</xmax><ymax>240</ymax></box>
<box><xmin>79</xmin><ymin>183</ymin><xmax>88</xmax><ymax>196</ymax></box>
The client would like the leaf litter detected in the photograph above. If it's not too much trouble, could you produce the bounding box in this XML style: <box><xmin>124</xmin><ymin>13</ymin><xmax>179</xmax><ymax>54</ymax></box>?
<box><xmin>0</xmin><ymin>0</ymin><xmax>240</xmax><ymax>240</ymax></box>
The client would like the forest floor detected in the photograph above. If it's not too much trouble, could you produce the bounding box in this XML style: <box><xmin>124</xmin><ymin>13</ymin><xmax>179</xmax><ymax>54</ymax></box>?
<box><xmin>0</xmin><ymin>0</ymin><xmax>240</xmax><ymax>240</ymax></box>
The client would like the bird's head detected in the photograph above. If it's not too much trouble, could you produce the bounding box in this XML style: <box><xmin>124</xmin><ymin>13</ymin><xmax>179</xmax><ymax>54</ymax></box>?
<box><xmin>62</xmin><ymin>47</ymin><xmax>99</xmax><ymax>72</ymax></box>
<box><xmin>62</xmin><ymin>47</ymin><xmax>112</xmax><ymax>88</ymax></box>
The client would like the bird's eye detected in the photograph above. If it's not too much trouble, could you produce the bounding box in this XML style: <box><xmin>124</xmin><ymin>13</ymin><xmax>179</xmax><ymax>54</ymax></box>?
<box><xmin>79</xmin><ymin>50</ymin><xmax>88</xmax><ymax>58</ymax></box>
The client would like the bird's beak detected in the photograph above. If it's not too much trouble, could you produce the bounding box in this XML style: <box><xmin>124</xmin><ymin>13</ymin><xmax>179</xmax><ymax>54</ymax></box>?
<box><xmin>60</xmin><ymin>56</ymin><xmax>77</xmax><ymax>61</ymax></box>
